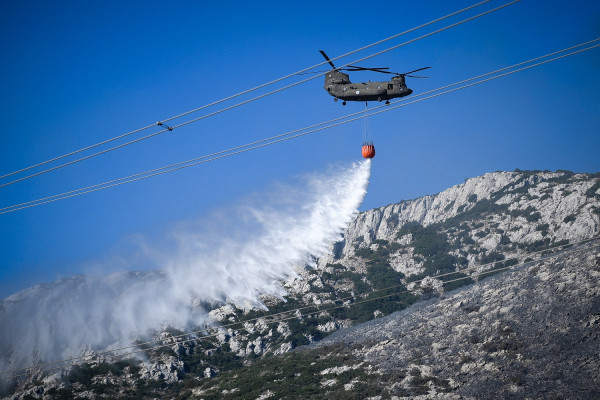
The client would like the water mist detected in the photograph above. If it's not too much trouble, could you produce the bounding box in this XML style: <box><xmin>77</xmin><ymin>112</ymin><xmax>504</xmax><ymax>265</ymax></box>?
<box><xmin>0</xmin><ymin>159</ymin><xmax>371</xmax><ymax>381</ymax></box>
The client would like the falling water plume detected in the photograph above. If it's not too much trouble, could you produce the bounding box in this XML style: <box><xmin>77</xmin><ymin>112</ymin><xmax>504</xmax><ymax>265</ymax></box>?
<box><xmin>0</xmin><ymin>159</ymin><xmax>371</xmax><ymax>381</ymax></box>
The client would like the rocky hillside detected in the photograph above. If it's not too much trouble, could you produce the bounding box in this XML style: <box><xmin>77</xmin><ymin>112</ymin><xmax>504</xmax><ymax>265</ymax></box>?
<box><xmin>3</xmin><ymin>169</ymin><xmax>600</xmax><ymax>399</ymax></box>
<box><xmin>313</xmin><ymin>241</ymin><xmax>600</xmax><ymax>399</ymax></box>
<box><xmin>164</xmin><ymin>241</ymin><xmax>600</xmax><ymax>399</ymax></box>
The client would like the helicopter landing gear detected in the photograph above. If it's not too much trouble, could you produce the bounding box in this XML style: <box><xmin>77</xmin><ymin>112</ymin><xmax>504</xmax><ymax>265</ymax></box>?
<box><xmin>342</xmin><ymin>101</ymin><xmax>347</xmax><ymax>106</ymax></box>
<box><xmin>385</xmin><ymin>100</ymin><xmax>390</xmax><ymax>105</ymax></box>
<box><xmin>334</xmin><ymin>98</ymin><xmax>338</xmax><ymax>102</ymax></box>
<box><xmin>377</xmin><ymin>97</ymin><xmax>382</xmax><ymax>102</ymax></box>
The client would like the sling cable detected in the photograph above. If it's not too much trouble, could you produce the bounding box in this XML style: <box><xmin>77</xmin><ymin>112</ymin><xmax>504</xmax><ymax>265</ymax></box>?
<box><xmin>362</xmin><ymin>102</ymin><xmax>376</xmax><ymax>159</ymax></box>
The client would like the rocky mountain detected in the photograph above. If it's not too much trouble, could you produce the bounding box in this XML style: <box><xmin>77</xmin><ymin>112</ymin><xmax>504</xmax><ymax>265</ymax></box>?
<box><xmin>169</xmin><ymin>241</ymin><xmax>600</xmax><ymax>399</ymax></box>
<box><xmin>313</xmin><ymin>241</ymin><xmax>600</xmax><ymax>399</ymax></box>
<box><xmin>3</xmin><ymin>169</ymin><xmax>600</xmax><ymax>399</ymax></box>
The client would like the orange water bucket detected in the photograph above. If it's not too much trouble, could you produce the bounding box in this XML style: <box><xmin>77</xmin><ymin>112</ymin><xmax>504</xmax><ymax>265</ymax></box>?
<box><xmin>362</xmin><ymin>143</ymin><xmax>375</xmax><ymax>159</ymax></box>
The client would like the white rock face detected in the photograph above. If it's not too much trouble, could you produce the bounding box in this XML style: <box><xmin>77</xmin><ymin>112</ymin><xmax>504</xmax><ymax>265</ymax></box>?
<box><xmin>319</xmin><ymin>171</ymin><xmax>599</xmax><ymax>265</ymax></box>
<box><xmin>273</xmin><ymin>342</ymin><xmax>292</xmax><ymax>355</ymax></box>
<box><xmin>139</xmin><ymin>358</ymin><xmax>184</xmax><ymax>383</ymax></box>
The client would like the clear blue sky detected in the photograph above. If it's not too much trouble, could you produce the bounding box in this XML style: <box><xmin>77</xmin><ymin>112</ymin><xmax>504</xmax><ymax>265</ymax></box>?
<box><xmin>1</xmin><ymin>0</ymin><xmax>599</xmax><ymax>298</ymax></box>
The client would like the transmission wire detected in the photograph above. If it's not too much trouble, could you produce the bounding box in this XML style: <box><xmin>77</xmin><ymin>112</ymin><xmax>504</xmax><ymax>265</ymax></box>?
<box><xmin>0</xmin><ymin>0</ymin><xmax>495</xmax><ymax>185</ymax></box>
<box><xmin>0</xmin><ymin>0</ymin><xmax>517</xmax><ymax>188</ymax></box>
<box><xmin>1</xmin><ymin>38</ymin><xmax>597</xmax><ymax>215</ymax></box>
<box><xmin>158</xmin><ymin>0</ymin><xmax>522</xmax><ymax>133</ymax></box>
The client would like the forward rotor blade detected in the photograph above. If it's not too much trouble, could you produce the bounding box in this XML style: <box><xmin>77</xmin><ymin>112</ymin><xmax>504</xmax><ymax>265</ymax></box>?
<box><xmin>319</xmin><ymin>50</ymin><xmax>336</xmax><ymax>69</ymax></box>
<box><xmin>402</xmin><ymin>66</ymin><xmax>431</xmax><ymax>75</ymax></box>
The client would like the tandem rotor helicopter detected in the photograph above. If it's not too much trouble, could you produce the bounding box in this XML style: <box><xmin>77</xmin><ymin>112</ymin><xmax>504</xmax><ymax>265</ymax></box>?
<box><xmin>319</xmin><ymin>50</ymin><xmax>430</xmax><ymax>105</ymax></box>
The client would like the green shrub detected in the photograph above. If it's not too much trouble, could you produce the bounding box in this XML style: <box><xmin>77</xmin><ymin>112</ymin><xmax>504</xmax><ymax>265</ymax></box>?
<box><xmin>585</xmin><ymin>179</ymin><xmax>600</xmax><ymax>198</ymax></box>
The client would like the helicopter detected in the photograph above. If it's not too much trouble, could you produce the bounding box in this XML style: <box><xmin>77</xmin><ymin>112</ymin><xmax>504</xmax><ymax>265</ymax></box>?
<box><xmin>319</xmin><ymin>50</ymin><xmax>430</xmax><ymax>105</ymax></box>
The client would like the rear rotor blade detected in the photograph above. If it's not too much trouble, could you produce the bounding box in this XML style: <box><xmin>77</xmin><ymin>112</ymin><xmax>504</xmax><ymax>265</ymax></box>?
<box><xmin>319</xmin><ymin>50</ymin><xmax>336</xmax><ymax>69</ymax></box>
<box><xmin>402</xmin><ymin>66</ymin><xmax>431</xmax><ymax>75</ymax></box>
<box><xmin>344</xmin><ymin>65</ymin><xmax>390</xmax><ymax>72</ymax></box>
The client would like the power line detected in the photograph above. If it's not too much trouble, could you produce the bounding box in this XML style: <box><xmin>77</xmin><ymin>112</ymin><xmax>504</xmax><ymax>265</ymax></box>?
<box><xmin>171</xmin><ymin>0</ymin><xmax>522</xmax><ymax>132</ymax></box>
<box><xmin>1</xmin><ymin>38</ymin><xmax>597</xmax><ymax>215</ymax></box>
<box><xmin>0</xmin><ymin>0</ymin><xmax>497</xmax><ymax>185</ymax></box>
<box><xmin>2</xmin><ymin>39</ymin><xmax>596</xmax><ymax>214</ymax></box>
<box><xmin>0</xmin><ymin>124</ymin><xmax>159</xmax><ymax>182</ymax></box>
<box><xmin>358</xmin><ymin>42</ymin><xmax>600</xmax><ymax>118</ymax></box>
<box><xmin>0</xmin><ymin>0</ymin><xmax>521</xmax><ymax>188</ymax></box>
<box><xmin>1</xmin><ymin>236</ymin><xmax>597</xmax><ymax>381</ymax></box>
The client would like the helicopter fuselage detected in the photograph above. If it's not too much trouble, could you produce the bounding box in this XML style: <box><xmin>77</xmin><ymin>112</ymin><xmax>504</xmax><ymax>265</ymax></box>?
<box><xmin>324</xmin><ymin>70</ymin><xmax>413</xmax><ymax>102</ymax></box>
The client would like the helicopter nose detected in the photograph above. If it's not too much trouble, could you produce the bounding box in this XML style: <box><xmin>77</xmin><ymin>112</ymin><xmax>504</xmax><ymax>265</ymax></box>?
<box><xmin>406</xmin><ymin>88</ymin><xmax>413</xmax><ymax>96</ymax></box>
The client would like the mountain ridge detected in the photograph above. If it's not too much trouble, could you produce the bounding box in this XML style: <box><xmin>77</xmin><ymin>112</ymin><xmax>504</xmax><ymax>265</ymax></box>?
<box><xmin>2</xmin><ymin>169</ymin><xmax>599</xmax><ymax>399</ymax></box>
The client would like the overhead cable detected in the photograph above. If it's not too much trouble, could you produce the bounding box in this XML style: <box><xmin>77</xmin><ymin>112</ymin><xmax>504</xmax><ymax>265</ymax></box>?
<box><xmin>1</xmin><ymin>38</ymin><xmax>597</xmax><ymax>215</ymax></box>
<box><xmin>0</xmin><ymin>0</ymin><xmax>520</xmax><ymax>188</ymax></box>
<box><xmin>170</xmin><ymin>0</ymin><xmax>521</xmax><ymax>132</ymax></box>
<box><xmin>0</xmin><ymin>0</ymin><xmax>491</xmax><ymax>183</ymax></box>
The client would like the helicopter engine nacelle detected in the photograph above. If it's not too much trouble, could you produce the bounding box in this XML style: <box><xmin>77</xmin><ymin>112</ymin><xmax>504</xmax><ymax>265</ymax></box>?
<box><xmin>324</xmin><ymin>70</ymin><xmax>350</xmax><ymax>89</ymax></box>
<box><xmin>391</xmin><ymin>75</ymin><xmax>407</xmax><ymax>86</ymax></box>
